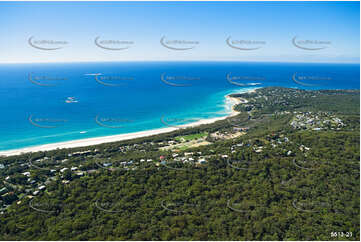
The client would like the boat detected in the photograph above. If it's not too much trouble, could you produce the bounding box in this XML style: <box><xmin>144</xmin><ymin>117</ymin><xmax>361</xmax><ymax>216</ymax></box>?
<box><xmin>65</xmin><ymin>97</ymin><xmax>78</xmax><ymax>103</ymax></box>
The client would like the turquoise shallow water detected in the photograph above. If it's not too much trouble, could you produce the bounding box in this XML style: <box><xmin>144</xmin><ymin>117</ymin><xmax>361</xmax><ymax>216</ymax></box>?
<box><xmin>0</xmin><ymin>61</ymin><xmax>359</xmax><ymax>151</ymax></box>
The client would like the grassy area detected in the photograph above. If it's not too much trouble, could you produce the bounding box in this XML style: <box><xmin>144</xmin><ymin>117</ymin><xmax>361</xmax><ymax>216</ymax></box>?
<box><xmin>174</xmin><ymin>132</ymin><xmax>208</xmax><ymax>142</ymax></box>
<box><xmin>176</xmin><ymin>145</ymin><xmax>190</xmax><ymax>151</ymax></box>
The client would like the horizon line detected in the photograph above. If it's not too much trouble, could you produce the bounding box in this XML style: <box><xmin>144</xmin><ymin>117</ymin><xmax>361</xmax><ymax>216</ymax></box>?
<box><xmin>0</xmin><ymin>60</ymin><xmax>359</xmax><ymax>65</ymax></box>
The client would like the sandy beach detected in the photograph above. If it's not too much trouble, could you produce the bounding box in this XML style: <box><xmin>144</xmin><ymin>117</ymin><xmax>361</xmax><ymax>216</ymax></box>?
<box><xmin>0</xmin><ymin>93</ymin><xmax>247</xmax><ymax>157</ymax></box>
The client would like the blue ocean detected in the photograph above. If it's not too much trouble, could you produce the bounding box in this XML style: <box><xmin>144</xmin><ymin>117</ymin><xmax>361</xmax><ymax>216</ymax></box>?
<box><xmin>0</xmin><ymin>62</ymin><xmax>359</xmax><ymax>151</ymax></box>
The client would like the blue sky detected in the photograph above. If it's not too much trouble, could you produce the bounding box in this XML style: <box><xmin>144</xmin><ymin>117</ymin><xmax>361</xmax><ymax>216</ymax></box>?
<box><xmin>0</xmin><ymin>1</ymin><xmax>359</xmax><ymax>63</ymax></box>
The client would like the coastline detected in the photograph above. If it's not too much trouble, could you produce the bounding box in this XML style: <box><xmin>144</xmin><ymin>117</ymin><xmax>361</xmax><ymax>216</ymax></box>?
<box><xmin>0</xmin><ymin>91</ymin><xmax>250</xmax><ymax>157</ymax></box>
